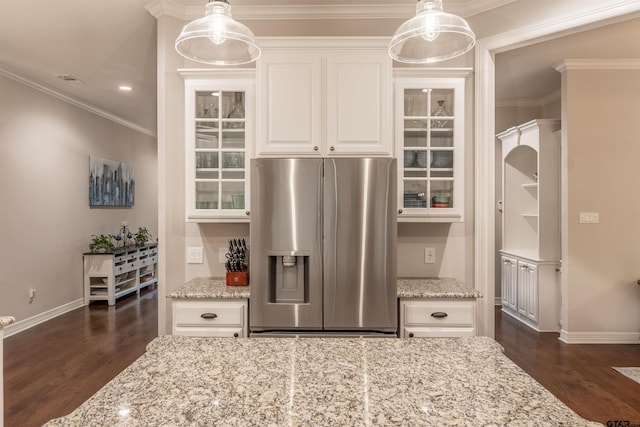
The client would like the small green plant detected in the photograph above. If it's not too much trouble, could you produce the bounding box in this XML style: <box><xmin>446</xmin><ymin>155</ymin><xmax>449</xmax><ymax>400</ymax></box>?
<box><xmin>89</xmin><ymin>234</ymin><xmax>115</xmax><ymax>252</ymax></box>
<box><xmin>133</xmin><ymin>227</ymin><xmax>152</xmax><ymax>246</ymax></box>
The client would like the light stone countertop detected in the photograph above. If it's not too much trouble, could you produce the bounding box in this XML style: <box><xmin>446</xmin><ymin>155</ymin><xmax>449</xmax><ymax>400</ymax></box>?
<box><xmin>397</xmin><ymin>277</ymin><xmax>482</xmax><ymax>299</ymax></box>
<box><xmin>44</xmin><ymin>335</ymin><xmax>599</xmax><ymax>426</ymax></box>
<box><xmin>169</xmin><ymin>277</ymin><xmax>480</xmax><ymax>300</ymax></box>
<box><xmin>168</xmin><ymin>277</ymin><xmax>250</xmax><ymax>299</ymax></box>
<box><xmin>0</xmin><ymin>316</ymin><xmax>15</xmax><ymax>329</ymax></box>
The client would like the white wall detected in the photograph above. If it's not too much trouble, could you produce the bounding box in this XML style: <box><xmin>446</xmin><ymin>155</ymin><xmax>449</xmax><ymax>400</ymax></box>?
<box><xmin>560</xmin><ymin>65</ymin><xmax>640</xmax><ymax>342</ymax></box>
<box><xmin>0</xmin><ymin>75</ymin><xmax>157</xmax><ymax>328</ymax></box>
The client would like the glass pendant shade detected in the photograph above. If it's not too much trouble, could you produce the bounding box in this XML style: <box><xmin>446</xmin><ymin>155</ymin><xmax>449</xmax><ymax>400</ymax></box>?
<box><xmin>175</xmin><ymin>0</ymin><xmax>260</xmax><ymax>66</ymax></box>
<box><xmin>389</xmin><ymin>0</ymin><xmax>475</xmax><ymax>64</ymax></box>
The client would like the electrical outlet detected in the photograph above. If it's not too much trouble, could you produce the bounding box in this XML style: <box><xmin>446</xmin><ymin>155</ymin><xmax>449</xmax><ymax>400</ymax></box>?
<box><xmin>218</xmin><ymin>247</ymin><xmax>228</xmax><ymax>264</ymax></box>
<box><xmin>186</xmin><ymin>247</ymin><xmax>204</xmax><ymax>264</ymax></box>
<box><xmin>579</xmin><ymin>212</ymin><xmax>599</xmax><ymax>224</ymax></box>
<box><xmin>424</xmin><ymin>247</ymin><xmax>436</xmax><ymax>264</ymax></box>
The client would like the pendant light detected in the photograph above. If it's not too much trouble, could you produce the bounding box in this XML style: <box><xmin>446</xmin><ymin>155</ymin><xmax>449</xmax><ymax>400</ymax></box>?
<box><xmin>389</xmin><ymin>0</ymin><xmax>475</xmax><ymax>64</ymax></box>
<box><xmin>175</xmin><ymin>0</ymin><xmax>260</xmax><ymax>66</ymax></box>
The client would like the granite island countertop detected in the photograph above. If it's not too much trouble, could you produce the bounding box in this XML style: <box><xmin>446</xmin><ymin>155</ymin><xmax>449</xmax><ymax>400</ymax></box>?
<box><xmin>169</xmin><ymin>277</ymin><xmax>480</xmax><ymax>300</ymax></box>
<box><xmin>44</xmin><ymin>335</ymin><xmax>599</xmax><ymax>426</ymax></box>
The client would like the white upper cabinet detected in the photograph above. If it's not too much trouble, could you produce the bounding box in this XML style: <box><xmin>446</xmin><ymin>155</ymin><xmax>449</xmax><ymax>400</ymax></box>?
<box><xmin>181</xmin><ymin>71</ymin><xmax>255</xmax><ymax>223</ymax></box>
<box><xmin>394</xmin><ymin>75</ymin><xmax>467</xmax><ymax>222</ymax></box>
<box><xmin>256</xmin><ymin>38</ymin><xmax>392</xmax><ymax>157</ymax></box>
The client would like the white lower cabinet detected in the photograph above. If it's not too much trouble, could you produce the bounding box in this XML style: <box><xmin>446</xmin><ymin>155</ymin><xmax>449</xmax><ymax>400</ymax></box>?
<box><xmin>500</xmin><ymin>251</ymin><xmax>560</xmax><ymax>332</ymax></box>
<box><xmin>399</xmin><ymin>299</ymin><xmax>476</xmax><ymax>338</ymax></box>
<box><xmin>172</xmin><ymin>300</ymin><xmax>248</xmax><ymax>337</ymax></box>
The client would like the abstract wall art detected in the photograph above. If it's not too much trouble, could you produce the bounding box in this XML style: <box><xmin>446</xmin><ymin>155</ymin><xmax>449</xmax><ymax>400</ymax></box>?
<box><xmin>89</xmin><ymin>156</ymin><xmax>135</xmax><ymax>207</ymax></box>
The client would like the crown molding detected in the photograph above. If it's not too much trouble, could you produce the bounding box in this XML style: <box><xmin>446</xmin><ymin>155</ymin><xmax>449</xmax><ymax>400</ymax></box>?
<box><xmin>178</xmin><ymin>68</ymin><xmax>256</xmax><ymax>78</ymax></box>
<box><xmin>256</xmin><ymin>36</ymin><xmax>390</xmax><ymax>51</ymax></box>
<box><xmin>0</xmin><ymin>67</ymin><xmax>157</xmax><ymax>138</ymax></box>
<box><xmin>495</xmin><ymin>90</ymin><xmax>561</xmax><ymax>108</ymax></box>
<box><xmin>146</xmin><ymin>0</ymin><xmax>517</xmax><ymax>21</ymax></box>
<box><xmin>554</xmin><ymin>58</ymin><xmax>640</xmax><ymax>72</ymax></box>
<box><xmin>480</xmin><ymin>0</ymin><xmax>640</xmax><ymax>53</ymax></box>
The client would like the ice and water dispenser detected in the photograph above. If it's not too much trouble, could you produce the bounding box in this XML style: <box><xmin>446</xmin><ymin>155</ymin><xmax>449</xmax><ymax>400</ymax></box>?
<box><xmin>267</xmin><ymin>251</ymin><xmax>309</xmax><ymax>304</ymax></box>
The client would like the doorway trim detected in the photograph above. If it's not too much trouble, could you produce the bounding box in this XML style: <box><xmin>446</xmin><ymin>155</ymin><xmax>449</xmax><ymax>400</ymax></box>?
<box><xmin>473</xmin><ymin>0</ymin><xmax>640</xmax><ymax>337</ymax></box>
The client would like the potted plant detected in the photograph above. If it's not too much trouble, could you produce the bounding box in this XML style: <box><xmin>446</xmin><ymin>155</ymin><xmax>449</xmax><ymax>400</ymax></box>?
<box><xmin>133</xmin><ymin>227</ymin><xmax>152</xmax><ymax>246</ymax></box>
<box><xmin>89</xmin><ymin>234</ymin><xmax>115</xmax><ymax>253</ymax></box>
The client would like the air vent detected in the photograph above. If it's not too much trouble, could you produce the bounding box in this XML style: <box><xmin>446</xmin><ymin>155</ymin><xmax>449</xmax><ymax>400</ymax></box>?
<box><xmin>54</xmin><ymin>74</ymin><xmax>82</xmax><ymax>83</ymax></box>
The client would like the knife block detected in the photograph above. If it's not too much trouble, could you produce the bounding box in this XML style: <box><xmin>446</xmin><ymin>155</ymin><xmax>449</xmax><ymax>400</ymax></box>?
<box><xmin>226</xmin><ymin>271</ymin><xmax>249</xmax><ymax>286</ymax></box>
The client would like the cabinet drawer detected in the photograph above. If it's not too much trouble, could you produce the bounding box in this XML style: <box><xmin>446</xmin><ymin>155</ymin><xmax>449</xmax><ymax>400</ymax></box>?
<box><xmin>114</xmin><ymin>251</ymin><xmax>138</xmax><ymax>263</ymax></box>
<box><xmin>114</xmin><ymin>260</ymin><xmax>137</xmax><ymax>274</ymax></box>
<box><xmin>137</xmin><ymin>255</ymin><xmax>157</xmax><ymax>268</ymax></box>
<box><xmin>173</xmin><ymin>300</ymin><xmax>246</xmax><ymax>328</ymax></box>
<box><xmin>404</xmin><ymin>326</ymin><xmax>475</xmax><ymax>338</ymax></box>
<box><xmin>402</xmin><ymin>301</ymin><xmax>475</xmax><ymax>327</ymax></box>
<box><xmin>173</xmin><ymin>326</ymin><xmax>244</xmax><ymax>338</ymax></box>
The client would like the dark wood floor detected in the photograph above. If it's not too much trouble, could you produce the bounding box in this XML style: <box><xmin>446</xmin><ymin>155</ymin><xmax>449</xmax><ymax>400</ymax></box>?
<box><xmin>495</xmin><ymin>306</ymin><xmax>640</xmax><ymax>425</ymax></box>
<box><xmin>4</xmin><ymin>294</ymin><xmax>640</xmax><ymax>426</ymax></box>
<box><xmin>3</xmin><ymin>287</ymin><xmax>158</xmax><ymax>427</ymax></box>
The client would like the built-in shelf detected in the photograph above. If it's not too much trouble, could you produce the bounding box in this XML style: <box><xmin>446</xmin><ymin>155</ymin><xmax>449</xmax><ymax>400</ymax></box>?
<box><xmin>498</xmin><ymin>119</ymin><xmax>561</xmax><ymax>333</ymax></box>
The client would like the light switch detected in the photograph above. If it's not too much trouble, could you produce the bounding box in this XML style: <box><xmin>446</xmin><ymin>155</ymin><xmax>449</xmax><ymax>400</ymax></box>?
<box><xmin>186</xmin><ymin>247</ymin><xmax>204</xmax><ymax>264</ymax></box>
<box><xmin>579</xmin><ymin>212</ymin><xmax>599</xmax><ymax>224</ymax></box>
<box><xmin>424</xmin><ymin>247</ymin><xmax>436</xmax><ymax>264</ymax></box>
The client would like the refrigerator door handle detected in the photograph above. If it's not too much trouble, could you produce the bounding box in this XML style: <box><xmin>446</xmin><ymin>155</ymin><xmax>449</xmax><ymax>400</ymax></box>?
<box><xmin>323</xmin><ymin>159</ymin><xmax>338</xmax><ymax>309</ymax></box>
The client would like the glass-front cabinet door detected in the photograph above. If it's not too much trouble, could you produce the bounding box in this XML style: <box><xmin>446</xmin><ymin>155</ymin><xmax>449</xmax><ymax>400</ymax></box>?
<box><xmin>395</xmin><ymin>77</ymin><xmax>465</xmax><ymax>222</ymax></box>
<box><xmin>184</xmin><ymin>76</ymin><xmax>254</xmax><ymax>222</ymax></box>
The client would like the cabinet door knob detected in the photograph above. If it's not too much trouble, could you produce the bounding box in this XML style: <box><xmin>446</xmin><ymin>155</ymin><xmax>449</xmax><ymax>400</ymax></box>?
<box><xmin>233</xmin><ymin>332</ymin><xmax>239</xmax><ymax>338</ymax></box>
<box><xmin>200</xmin><ymin>313</ymin><xmax>218</xmax><ymax>319</ymax></box>
<box><xmin>408</xmin><ymin>332</ymin><xmax>414</xmax><ymax>338</ymax></box>
<box><xmin>398</xmin><ymin>209</ymin><xmax>403</xmax><ymax>214</ymax></box>
<box><xmin>430</xmin><ymin>312</ymin><xmax>448</xmax><ymax>318</ymax></box>
<box><xmin>245</xmin><ymin>211</ymin><xmax>250</xmax><ymax>216</ymax></box>
<box><xmin>313</xmin><ymin>146</ymin><xmax>319</xmax><ymax>151</ymax></box>
<box><xmin>330</xmin><ymin>146</ymin><xmax>335</xmax><ymax>151</ymax></box>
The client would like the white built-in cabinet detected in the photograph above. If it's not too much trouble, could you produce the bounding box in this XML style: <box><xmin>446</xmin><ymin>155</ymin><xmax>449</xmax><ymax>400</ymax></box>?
<box><xmin>172</xmin><ymin>299</ymin><xmax>248</xmax><ymax>337</ymax></box>
<box><xmin>498</xmin><ymin>119</ymin><xmax>561</xmax><ymax>332</ymax></box>
<box><xmin>399</xmin><ymin>299</ymin><xmax>476</xmax><ymax>338</ymax></box>
<box><xmin>394</xmin><ymin>72</ymin><xmax>467</xmax><ymax>222</ymax></box>
<box><xmin>181</xmin><ymin>70</ymin><xmax>255</xmax><ymax>222</ymax></box>
<box><xmin>256</xmin><ymin>38</ymin><xmax>392</xmax><ymax>157</ymax></box>
<box><xmin>179</xmin><ymin>42</ymin><xmax>471</xmax><ymax>224</ymax></box>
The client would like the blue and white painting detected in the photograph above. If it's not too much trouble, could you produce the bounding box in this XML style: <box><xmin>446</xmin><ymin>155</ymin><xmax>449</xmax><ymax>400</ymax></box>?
<box><xmin>89</xmin><ymin>156</ymin><xmax>135</xmax><ymax>207</ymax></box>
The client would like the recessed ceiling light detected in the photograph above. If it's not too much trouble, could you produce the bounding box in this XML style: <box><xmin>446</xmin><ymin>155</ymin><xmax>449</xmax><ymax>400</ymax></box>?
<box><xmin>119</xmin><ymin>85</ymin><xmax>132</xmax><ymax>91</ymax></box>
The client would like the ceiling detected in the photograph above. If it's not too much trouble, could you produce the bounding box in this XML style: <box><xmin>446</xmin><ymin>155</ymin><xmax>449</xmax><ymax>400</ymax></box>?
<box><xmin>0</xmin><ymin>1</ymin><xmax>638</xmax><ymax>137</ymax></box>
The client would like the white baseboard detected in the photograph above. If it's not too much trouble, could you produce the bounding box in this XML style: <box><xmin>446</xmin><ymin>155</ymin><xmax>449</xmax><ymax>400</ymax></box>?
<box><xmin>3</xmin><ymin>299</ymin><xmax>85</xmax><ymax>338</ymax></box>
<box><xmin>559</xmin><ymin>330</ymin><xmax>640</xmax><ymax>344</ymax></box>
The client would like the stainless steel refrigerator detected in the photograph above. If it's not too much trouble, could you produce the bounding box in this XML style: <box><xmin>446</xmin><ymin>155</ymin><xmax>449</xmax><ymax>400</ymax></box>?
<box><xmin>249</xmin><ymin>158</ymin><xmax>397</xmax><ymax>336</ymax></box>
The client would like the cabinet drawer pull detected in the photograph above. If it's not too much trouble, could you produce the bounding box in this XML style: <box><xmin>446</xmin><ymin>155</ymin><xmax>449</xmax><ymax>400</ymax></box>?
<box><xmin>233</xmin><ymin>332</ymin><xmax>239</xmax><ymax>338</ymax></box>
<box><xmin>430</xmin><ymin>312</ymin><xmax>448</xmax><ymax>318</ymax></box>
<box><xmin>408</xmin><ymin>332</ymin><xmax>414</xmax><ymax>338</ymax></box>
<box><xmin>200</xmin><ymin>313</ymin><xmax>218</xmax><ymax>319</ymax></box>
